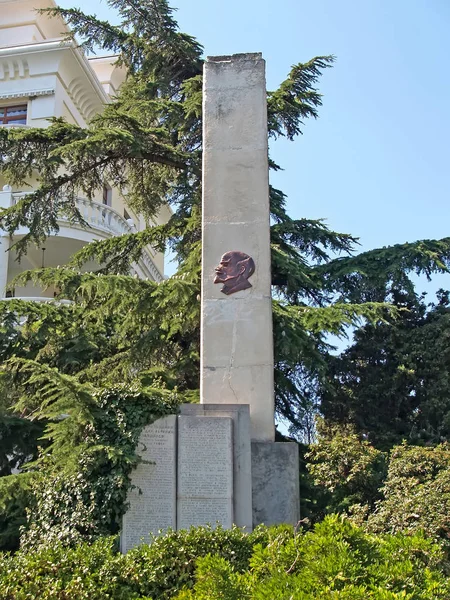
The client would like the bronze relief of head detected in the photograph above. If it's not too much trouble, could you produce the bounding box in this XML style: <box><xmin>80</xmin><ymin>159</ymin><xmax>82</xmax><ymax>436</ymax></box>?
<box><xmin>214</xmin><ymin>251</ymin><xmax>255</xmax><ymax>295</ymax></box>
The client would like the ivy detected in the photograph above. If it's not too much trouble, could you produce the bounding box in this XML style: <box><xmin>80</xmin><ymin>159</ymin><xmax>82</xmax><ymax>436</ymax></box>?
<box><xmin>0</xmin><ymin>370</ymin><xmax>179</xmax><ymax>550</ymax></box>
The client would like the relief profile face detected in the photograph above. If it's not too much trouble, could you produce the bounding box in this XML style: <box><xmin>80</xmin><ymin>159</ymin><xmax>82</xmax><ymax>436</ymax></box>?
<box><xmin>214</xmin><ymin>251</ymin><xmax>255</xmax><ymax>295</ymax></box>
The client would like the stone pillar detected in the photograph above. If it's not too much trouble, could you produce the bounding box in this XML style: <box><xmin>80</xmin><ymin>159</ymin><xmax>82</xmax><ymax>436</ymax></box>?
<box><xmin>201</xmin><ymin>53</ymin><xmax>274</xmax><ymax>442</ymax></box>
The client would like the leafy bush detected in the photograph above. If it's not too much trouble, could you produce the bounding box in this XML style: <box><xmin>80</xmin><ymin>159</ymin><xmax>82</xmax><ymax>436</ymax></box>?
<box><xmin>1</xmin><ymin>518</ymin><xmax>449</xmax><ymax>599</ymax></box>
<box><xmin>306</xmin><ymin>432</ymin><xmax>450</xmax><ymax>549</ymax></box>
<box><xmin>0</xmin><ymin>472</ymin><xmax>36</xmax><ymax>551</ymax></box>
<box><xmin>176</xmin><ymin>516</ymin><xmax>450</xmax><ymax>600</ymax></box>
<box><xmin>0</xmin><ymin>537</ymin><xmax>131</xmax><ymax>600</ymax></box>
<box><xmin>366</xmin><ymin>443</ymin><xmax>450</xmax><ymax>544</ymax></box>
<box><xmin>306</xmin><ymin>423</ymin><xmax>388</xmax><ymax>516</ymax></box>
<box><xmin>0</xmin><ymin>525</ymin><xmax>269</xmax><ymax>600</ymax></box>
<box><xmin>121</xmin><ymin>525</ymin><xmax>270</xmax><ymax>599</ymax></box>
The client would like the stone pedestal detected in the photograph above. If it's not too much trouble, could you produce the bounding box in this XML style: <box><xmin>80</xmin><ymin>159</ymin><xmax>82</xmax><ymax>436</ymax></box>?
<box><xmin>201</xmin><ymin>53</ymin><xmax>274</xmax><ymax>443</ymax></box>
<box><xmin>122</xmin><ymin>406</ymin><xmax>253</xmax><ymax>550</ymax></box>
<box><xmin>122</xmin><ymin>411</ymin><xmax>300</xmax><ymax>551</ymax></box>
<box><xmin>251</xmin><ymin>442</ymin><xmax>300</xmax><ymax>528</ymax></box>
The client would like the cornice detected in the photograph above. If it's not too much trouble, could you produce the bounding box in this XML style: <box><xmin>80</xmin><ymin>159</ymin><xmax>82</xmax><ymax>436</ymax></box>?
<box><xmin>0</xmin><ymin>40</ymin><xmax>110</xmax><ymax>106</ymax></box>
<box><xmin>0</xmin><ymin>88</ymin><xmax>54</xmax><ymax>100</ymax></box>
<box><xmin>0</xmin><ymin>39</ymin><xmax>71</xmax><ymax>57</ymax></box>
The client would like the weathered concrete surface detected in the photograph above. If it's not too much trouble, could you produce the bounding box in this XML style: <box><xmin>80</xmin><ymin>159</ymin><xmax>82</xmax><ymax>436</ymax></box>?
<box><xmin>121</xmin><ymin>415</ymin><xmax>177</xmax><ymax>552</ymax></box>
<box><xmin>251</xmin><ymin>441</ymin><xmax>300</xmax><ymax>528</ymax></box>
<box><xmin>201</xmin><ymin>53</ymin><xmax>274</xmax><ymax>443</ymax></box>
<box><xmin>177</xmin><ymin>415</ymin><xmax>233</xmax><ymax>529</ymax></box>
<box><xmin>180</xmin><ymin>403</ymin><xmax>252</xmax><ymax>531</ymax></box>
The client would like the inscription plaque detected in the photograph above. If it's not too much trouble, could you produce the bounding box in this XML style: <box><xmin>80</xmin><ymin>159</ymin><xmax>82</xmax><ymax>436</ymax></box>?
<box><xmin>177</xmin><ymin>416</ymin><xmax>233</xmax><ymax>529</ymax></box>
<box><xmin>121</xmin><ymin>415</ymin><xmax>177</xmax><ymax>552</ymax></box>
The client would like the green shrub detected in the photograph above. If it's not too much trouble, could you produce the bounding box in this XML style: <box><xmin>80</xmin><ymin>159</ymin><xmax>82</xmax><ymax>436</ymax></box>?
<box><xmin>0</xmin><ymin>525</ymin><xmax>269</xmax><ymax>599</ymax></box>
<box><xmin>366</xmin><ymin>444</ymin><xmax>450</xmax><ymax>544</ymax></box>
<box><xmin>0</xmin><ymin>537</ymin><xmax>133</xmax><ymax>600</ymax></box>
<box><xmin>120</xmin><ymin>524</ymin><xmax>270</xmax><ymax>599</ymax></box>
<box><xmin>1</xmin><ymin>517</ymin><xmax>449</xmax><ymax>599</ymax></box>
<box><xmin>0</xmin><ymin>472</ymin><xmax>36</xmax><ymax>551</ymax></box>
<box><xmin>306</xmin><ymin>423</ymin><xmax>388</xmax><ymax>516</ymax></box>
<box><xmin>176</xmin><ymin>516</ymin><xmax>450</xmax><ymax>600</ymax></box>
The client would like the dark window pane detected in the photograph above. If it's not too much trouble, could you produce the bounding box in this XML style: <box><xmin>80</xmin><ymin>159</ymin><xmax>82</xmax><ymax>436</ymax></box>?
<box><xmin>1</xmin><ymin>104</ymin><xmax>27</xmax><ymax>124</ymax></box>
<box><xmin>6</xmin><ymin>106</ymin><xmax>27</xmax><ymax>116</ymax></box>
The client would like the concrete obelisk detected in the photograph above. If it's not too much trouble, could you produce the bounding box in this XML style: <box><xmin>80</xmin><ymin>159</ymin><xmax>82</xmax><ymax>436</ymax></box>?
<box><xmin>200</xmin><ymin>53</ymin><xmax>274</xmax><ymax>443</ymax></box>
<box><xmin>122</xmin><ymin>55</ymin><xmax>299</xmax><ymax>551</ymax></box>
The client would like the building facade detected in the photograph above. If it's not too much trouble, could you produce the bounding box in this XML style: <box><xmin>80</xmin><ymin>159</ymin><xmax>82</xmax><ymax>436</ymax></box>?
<box><xmin>0</xmin><ymin>0</ymin><xmax>169</xmax><ymax>299</ymax></box>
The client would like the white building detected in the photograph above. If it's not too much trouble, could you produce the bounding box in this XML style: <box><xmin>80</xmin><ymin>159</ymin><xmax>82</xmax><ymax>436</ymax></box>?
<box><xmin>0</xmin><ymin>0</ymin><xmax>169</xmax><ymax>300</ymax></box>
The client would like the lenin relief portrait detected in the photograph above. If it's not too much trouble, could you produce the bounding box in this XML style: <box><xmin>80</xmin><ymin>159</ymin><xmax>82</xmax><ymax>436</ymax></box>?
<box><xmin>214</xmin><ymin>251</ymin><xmax>255</xmax><ymax>295</ymax></box>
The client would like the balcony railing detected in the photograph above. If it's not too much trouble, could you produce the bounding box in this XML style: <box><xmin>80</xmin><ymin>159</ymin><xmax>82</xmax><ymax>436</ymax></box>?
<box><xmin>12</xmin><ymin>193</ymin><xmax>134</xmax><ymax>238</ymax></box>
<box><xmin>5</xmin><ymin>193</ymin><xmax>163</xmax><ymax>282</ymax></box>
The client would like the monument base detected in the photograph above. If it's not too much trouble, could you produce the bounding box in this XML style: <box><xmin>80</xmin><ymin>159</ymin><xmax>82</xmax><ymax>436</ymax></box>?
<box><xmin>251</xmin><ymin>441</ymin><xmax>300</xmax><ymax>528</ymax></box>
<box><xmin>121</xmin><ymin>407</ymin><xmax>300</xmax><ymax>551</ymax></box>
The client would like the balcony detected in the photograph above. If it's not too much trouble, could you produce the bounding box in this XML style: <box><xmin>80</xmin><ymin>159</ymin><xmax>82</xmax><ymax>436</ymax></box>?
<box><xmin>0</xmin><ymin>189</ymin><xmax>163</xmax><ymax>300</ymax></box>
<box><xmin>11</xmin><ymin>193</ymin><xmax>137</xmax><ymax>239</ymax></box>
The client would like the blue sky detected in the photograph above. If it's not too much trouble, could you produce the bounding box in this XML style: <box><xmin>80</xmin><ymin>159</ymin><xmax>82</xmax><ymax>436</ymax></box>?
<box><xmin>61</xmin><ymin>0</ymin><xmax>450</xmax><ymax>292</ymax></box>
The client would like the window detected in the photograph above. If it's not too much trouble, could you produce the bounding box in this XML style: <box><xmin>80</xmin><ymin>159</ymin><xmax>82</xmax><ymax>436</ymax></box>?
<box><xmin>102</xmin><ymin>183</ymin><xmax>112</xmax><ymax>207</ymax></box>
<box><xmin>124</xmin><ymin>209</ymin><xmax>131</xmax><ymax>220</ymax></box>
<box><xmin>0</xmin><ymin>105</ymin><xmax>27</xmax><ymax>125</ymax></box>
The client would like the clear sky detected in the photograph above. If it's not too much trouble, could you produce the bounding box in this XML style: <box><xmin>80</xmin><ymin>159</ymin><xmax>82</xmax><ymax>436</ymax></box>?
<box><xmin>61</xmin><ymin>0</ymin><xmax>450</xmax><ymax>292</ymax></box>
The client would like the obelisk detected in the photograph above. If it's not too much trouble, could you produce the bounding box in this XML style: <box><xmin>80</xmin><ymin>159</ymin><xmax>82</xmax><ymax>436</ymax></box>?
<box><xmin>122</xmin><ymin>56</ymin><xmax>298</xmax><ymax>548</ymax></box>
<box><xmin>201</xmin><ymin>53</ymin><xmax>274</xmax><ymax>442</ymax></box>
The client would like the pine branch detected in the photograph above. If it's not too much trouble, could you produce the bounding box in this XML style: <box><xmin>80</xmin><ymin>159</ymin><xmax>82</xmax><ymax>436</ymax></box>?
<box><xmin>0</xmin><ymin>120</ymin><xmax>191</xmax><ymax>256</ymax></box>
<box><xmin>41</xmin><ymin>0</ymin><xmax>203</xmax><ymax>79</ymax></box>
<box><xmin>267</xmin><ymin>56</ymin><xmax>335</xmax><ymax>140</ymax></box>
<box><xmin>314</xmin><ymin>237</ymin><xmax>450</xmax><ymax>302</ymax></box>
<box><xmin>38</xmin><ymin>7</ymin><xmax>129</xmax><ymax>55</ymax></box>
<box><xmin>6</xmin><ymin>357</ymin><xmax>95</xmax><ymax>422</ymax></box>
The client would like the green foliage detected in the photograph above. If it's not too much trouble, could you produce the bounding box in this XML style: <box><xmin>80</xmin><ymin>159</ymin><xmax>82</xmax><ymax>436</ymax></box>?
<box><xmin>0</xmin><ymin>525</ymin><xmax>269</xmax><ymax>599</ymax></box>
<box><xmin>316</xmin><ymin>240</ymin><xmax>450</xmax><ymax>304</ymax></box>
<box><xmin>366</xmin><ymin>444</ymin><xmax>450</xmax><ymax>545</ymax></box>
<box><xmin>120</xmin><ymin>525</ymin><xmax>269</xmax><ymax>599</ymax></box>
<box><xmin>267</xmin><ymin>56</ymin><xmax>335</xmax><ymax>141</ymax></box>
<box><xmin>322</xmin><ymin>291</ymin><xmax>450</xmax><ymax>449</ymax></box>
<box><xmin>0</xmin><ymin>536</ymin><xmax>131</xmax><ymax>600</ymax></box>
<box><xmin>1</xmin><ymin>519</ymin><xmax>449</xmax><ymax>599</ymax></box>
<box><xmin>0</xmin><ymin>402</ymin><xmax>44</xmax><ymax>477</ymax></box>
<box><xmin>305</xmin><ymin>432</ymin><xmax>450</xmax><ymax>547</ymax></box>
<box><xmin>0</xmin><ymin>473</ymin><xmax>36</xmax><ymax>552</ymax></box>
<box><xmin>176</xmin><ymin>516</ymin><xmax>450</xmax><ymax>599</ymax></box>
<box><xmin>306</xmin><ymin>423</ymin><xmax>388</xmax><ymax>516</ymax></box>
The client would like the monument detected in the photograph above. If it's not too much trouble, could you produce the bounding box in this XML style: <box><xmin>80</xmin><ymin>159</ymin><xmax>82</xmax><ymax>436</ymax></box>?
<box><xmin>121</xmin><ymin>53</ymin><xmax>299</xmax><ymax>553</ymax></box>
